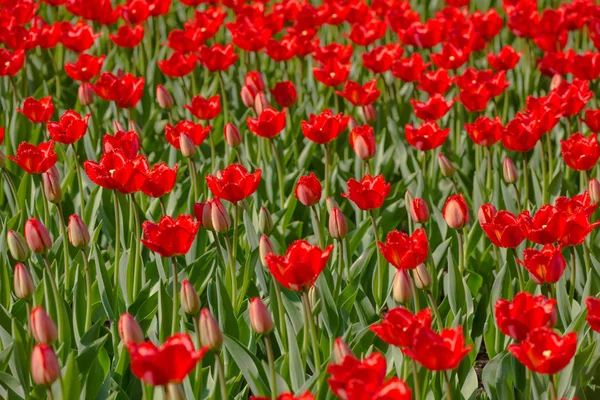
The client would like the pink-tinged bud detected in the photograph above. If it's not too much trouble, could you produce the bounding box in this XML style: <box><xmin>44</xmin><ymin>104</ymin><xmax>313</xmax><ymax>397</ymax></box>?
<box><xmin>68</xmin><ymin>214</ymin><xmax>90</xmax><ymax>248</ymax></box>
<box><xmin>590</xmin><ymin>178</ymin><xmax>600</xmax><ymax>204</ymax></box>
<box><xmin>30</xmin><ymin>306</ymin><xmax>58</xmax><ymax>344</ymax></box>
<box><xmin>224</xmin><ymin>123</ymin><xmax>242</xmax><ymax>148</ymax></box>
<box><xmin>78</xmin><ymin>83</ymin><xmax>94</xmax><ymax>106</ymax></box>
<box><xmin>478</xmin><ymin>204</ymin><xmax>497</xmax><ymax>225</ymax></box>
<box><xmin>31</xmin><ymin>344</ymin><xmax>60</xmax><ymax>385</ymax></box>
<box><xmin>156</xmin><ymin>84</ymin><xmax>174</xmax><ymax>109</ymax></box>
<box><xmin>129</xmin><ymin>120</ymin><xmax>143</xmax><ymax>136</ymax></box>
<box><xmin>412</xmin><ymin>263</ymin><xmax>432</xmax><ymax>289</ymax></box>
<box><xmin>24</xmin><ymin>218</ymin><xmax>52</xmax><ymax>253</ymax></box>
<box><xmin>405</xmin><ymin>190</ymin><xmax>414</xmax><ymax>205</ymax></box>
<box><xmin>179</xmin><ymin>133</ymin><xmax>197</xmax><ymax>158</ymax></box>
<box><xmin>118</xmin><ymin>313</ymin><xmax>145</xmax><ymax>344</ymax></box>
<box><xmin>249</xmin><ymin>297</ymin><xmax>274</xmax><ymax>334</ymax></box>
<box><xmin>245</xmin><ymin>71</ymin><xmax>265</xmax><ymax>92</ymax></box>
<box><xmin>254</xmin><ymin>91</ymin><xmax>269</xmax><ymax>116</ymax></box>
<box><xmin>437</xmin><ymin>153</ymin><xmax>456</xmax><ymax>177</ymax></box>
<box><xmin>410</xmin><ymin>198</ymin><xmax>429</xmax><ymax>223</ymax></box>
<box><xmin>326</xmin><ymin>196</ymin><xmax>339</xmax><ymax>213</ymax></box>
<box><xmin>199</xmin><ymin>308</ymin><xmax>223</xmax><ymax>349</ymax></box>
<box><xmin>348</xmin><ymin>116</ymin><xmax>359</xmax><ymax>131</ymax></box>
<box><xmin>329</xmin><ymin>207</ymin><xmax>348</xmax><ymax>239</ymax></box>
<box><xmin>333</xmin><ymin>337</ymin><xmax>353</xmax><ymax>364</ymax></box>
<box><xmin>442</xmin><ymin>195</ymin><xmax>470</xmax><ymax>229</ymax></box>
<box><xmin>211</xmin><ymin>198</ymin><xmax>231</xmax><ymax>233</ymax></box>
<box><xmin>200</xmin><ymin>201</ymin><xmax>214</xmax><ymax>231</ymax></box>
<box><xmin>240</xmin><ymin>85</ymin><xmax>256</xmax><ymax>107</ymax></box>
<box><xmin>258</xmin><ymin>206</ymin><xmax>273</xmax><ymax>234</ymax></box>
<box><xmin>113</xmin><ymin>120</ymin><xmax>125</xmax><ymax>133</ymax></box>
<box><xmin>550</xmin><ymin>74</ymin><xmax>564</xmax><ymax>91</ymax></box>
<box><xmin>166</xmin><ymin>383</ymin><xmax>185</xmax><ymax>400</ymax></box>
<box><xmin>295</xmin><ymin>174</ymin><xmax>322</xmax><ymax>207</ymax></box>
<box><xmin>7</xmin><ymin>230</ymin><xmax>29</xmax><ymax>261</ymax></box>
<box><xmin>0</xmin><ymin>150</ymin><xmax>5</xmax><ymax>168</ymax></box>
<box><xmin>359</xmin><ymin>104</ymin><xmax>377</xmax><ymax>123</ymax></box>
<box><xmin>13</xmin><ymin>263</ymin><xmax>34</xmax><ymax>299</ymax></box>
<box><xmin>503</xmin><ymin>157</ymin><xmax>518</xmax><ymax>183</ymax></box>
<box><xmin>42</xmin><ymin>169</ymin><xmax>62</xmax><ymax>204</ymax></box>
<box><xmin>180</xmin><ymin>280</ymin><xmax>201</xmax><ymax>315</ymax></box>
<box><xmin>393</xmin><ymin>270</ymin><xmax>413</xmax><ymax>303</ymax></box>
<box><xmin>259</xmin><ymin>235</ymin><xmax>275</xmax><ymax>267</ymax></box>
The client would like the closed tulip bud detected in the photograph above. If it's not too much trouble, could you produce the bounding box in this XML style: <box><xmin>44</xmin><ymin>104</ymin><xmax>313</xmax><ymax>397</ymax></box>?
<box><xmin>329</xmin><ymin>207</ymin><xmax>348</xmax><ymax>239</ymax></box>
<box><xmin>590</xmin><ymin>178</ymin><xmax>600</xmax><ymax>204</ymax></box>
<box><xmin>224</xmin><ymin>123</ymin><xmax>242</xmax><ymax>148</ymax></box>
<box><xmin>78</xmin><ymin>82</ymin><xmax>94</xmax><ymax>106</ymax></box>
<box><xmin>412</xmin><ymin>263</ymin><xmax>432</xmax><ymax>289</ymax></box>
<box><xmin>442</xmin><ymin>195</ymin><xmax>470</xmax><ymax>229</ymax></box>
<box><xmin>13</xmin><ymin>263</ymin><xmax>34</xmax><ymax>299</ymax></box>
<box><xmin>259</xmin><ymin>234</ymin><xmax>275</xmax><ymax>267</ymax></box>
<box><xmin>405</xmin><ymin>190</ymin><xmax>414</xmax><ymax>205</ymax></box>
<box><xmin>211</xmin><ymin>199</ymin><xmax>231</xmax><ymax>233</ymax></box>
<box><xmin>348</xmin><ymin>116</ymin><xmax>359</xmax><ymax>131</ymax></box>
<box><xmin>254</xmin><ymin>92</ymin><xmax>269</xmax><ymax>116</ymax></box>
<box><xmin>478</xmin><ymin>204</ymin><xmax>497</xmax><ymax>225</ymax></box>
<box><xmin>113</xmin><ymin>120</ymin><xmax>125</xmax><ymax>133</ymax></box>
<box><xmin>199</xmin><ymin>308</ymin><xmax>223</xmax><ymax>350</ymax></box>
<box><xmin>118</xmin><ymin>313</ymin><xmax>144</xmax><ymax>344</ymax></box>
<box><xmin>68</xmin><ymin>214</ymin><xmax>90</xmax><ymax>248</ymax></box>
<box><xmin>129</xmin><ymin>120</ymin><xmax>143</xmax><ymax>136</ymax></box>
<box><xmin>7</xmin><ymin>230</ymin><xmax>29</xmax><ymax>261</ymax></box>
<box><xmin>249</xmin><ymin>297</ymin><xmax>274</xmax><ymax>334</ymax></box>
<box><xmin>179</xmin><ymin>133</ymin><xmax>197</xmax><ymax>158</ymax></box>
<box><xmin>31</xmin><ymin>344</ymin><xmax>60</xmax><ymax>385</ymax></box>
<box><xmin>333</xmin><ymin>337</ymin><xmax>353</xmax><ymax>364</ymax></box>
<box><xmin>550</xmin><ymin>74</ymin><xmax>563</xmax><ymax>91</ymax></box>
<box><xmin>180</xmin><ymin>280</ymin><xmax>200</xmax><ymax>315</ymax></box>
<box><xmin>326</xmin><ymin>196</ymin><xmax>340</xmax><ymax>213</ymax></box>
<box><xmin>309</xmin><ymin>285</ymin><xmax>320</xmax><ymax>312</ymax></box>
<box><xmin>240</xmin><ymin>85</ymin><xmax>255</xmax><ymax>107</ymax></box>
<box><xmin>24</xmin><ymin>218</ymin><xmax>52</xmax><ymax>253</ymax></box>
<box><xmin>30</xmin><ymin>306</ymin><xmax>58</xmax><ymax>344</ymax></box>
<box><xmin>166</xmin><ymin>384</ymin><xmax>185</xmax><ymax>400</ymax></box>
<box><xmin>0</xmin><ymin>150</ymin><xmax>5</xmax><ymax>168</ymax></box>
<box><xmin>393</xmin><ymin>270</ymin><xmax>413</xmax><ymax>303</ymax></box>
<box><xmin>245</xmin><ymin>71</ymin><xmax>265</xmax><ymax>92</ymax></box>
<box><xmin>503</xmin><ymin>157</ymin><xmax>518</xmax><ymax>183</ymax></box>
<box><xmin>42</xmin><ymin>170</ymin><xmax>62</xmax><ymax>204</ymax></box>
<box><xmin>156</xmin><ymin>84</ymin><xmax>174</xmax><ymax>109</ymax></box>
<box><xmin>259</xmin><ymin>206</ymin><xmax>273</xmax><ymax>234</ymax></box>
<box><xmin>410</xmin><ymin>198</ymin><xmax>430</xmax><ymax>223</ymax></box>
<box><xmin>359</xmin><ymin>104</ymin><xmax>377</xmax><ymax>123</ymax></box>
<box><xmin>438</xmin><ymin>153</ymin><xmax>456</xmax><ymax>177</ymax></box>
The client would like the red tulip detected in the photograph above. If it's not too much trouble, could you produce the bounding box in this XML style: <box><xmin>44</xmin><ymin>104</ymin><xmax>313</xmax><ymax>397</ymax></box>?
<box><xmin>313</xmin><ymin>43</ymin><xmax>353</xmax><ymax>65</ymax></box>
<box><xmin>554</xmin><ymin>79</ymin><xmax>593</xmax><ymax>117</ymax></box>
<box><xmin>251</xmin><ymin>392</ymin><xmax>314</xmax><ymax>400</ymax></box>
<box><xmin>84</xmin><ymin>151</ymin><xmax>149</xmax><ymax>194</ymax></box>
<box><xmin>35</xmin><ymin>22</ymin><xmax>62</xmax><ymax>49</ymax></box>
<box><xmin>495</xmin><ymin>292</ymin><xmax>557</xmax><ymax>341</ymax></box>
<box><xmin>60</xmin><ymin>21</ymin><xmax>99</xmax><ymax>53</ymax></box>
<box><xmin>270</xmin><ymin>81</ymin><xmax>297</xmax><ymax>108</ymax></box>
<box><xmin>391</xmin><ymin>53</ymin><xmax>429</xmax><ymax>83</ymax></box>
<box><xmin>362</xmin><ymin>44</ymin><xmax>403</xmax><ymax>74</ymax></box>
<box><xmin>103</xmin><ymin>130</ymin><xmax>141</xmax><ymax>160</ymax></box>
<box><xmin>313</xmin><ymin>59</ymin><xmax>351</xmax><ymax>87</ymax></box>
<box><xmin>559</xmin><ymin>209</ymin><xmax>600</xmax><ymax>247</ymax></box>
<box><xmin>9</xmin><ymin>141</ymin><xmax>57</xmax><ymax>174</ymax></box>
<box><xmin>349</xmin><ymin>125</ymin><xmax>376</xmax><ymax>160</ymax></box>
<box><xmin>265</xmin><ymin>240</ymin><xmax>333</xmax><ymax>291</ymax></box>
<box><xmin>586</xmin><ymin>297</ymin><xmax>600</xmax><ymax>333</ymax></box>
<box><xmin>127</xmin><ymin>333</ymin><xmax>207</xmax><ymax>386</ymax></box>
<box><xmin>92</xmin><ymin>72</ymin><xmax>145</xmax><ymax>109</ymax></box>
<box><xmin>110</xmin><ymin>24</ymin><xmax>145</xmax><ymax>48</ymax></box>
<box><xmin>465</xmin><ymin>116</ymin><xmax>503</xmax><ymax>147</ymax></box>
<box><xmin>184</xmin><ymin>95</ymin><xmax>221</xmax><ymax>120</ymax></box>
<box><xmin>581</xmin><ymin>109</ymin><xmax>600</xmax><ymax>133</ymax></box>
<box><xmin>400</xmin><ymin>19</ymin><xmax>444</xmax><ymax>49</ymax></box>
<box><xmin>65</xmin><ymin>53</ymin><xmax>105</xmax><ymax>82</ymax></box>
<box><xmin>336</xmin><ymin>78</ymin><xmax>380</xmax><ymax>106</ymax></box>
<box><xmin>410</xmin><ymin>198</ymin><xmax>429</xmax><ymax>223</ymax></box>
<box><xmin>508</xmin><ymin>327</ymin><xmax>577</xmax><ymax>374</ymax></box>
<box><xmin>205</xmin><ymin>163</ymin><xmax>261</xmax><ymax>203</ymax></box>
<box><xmin>0</xmin><ymin>49</ymin><xmax>25</xmax><ymax>76</ymax></box>
<box><xmin>141</xmin><ymin>163</ymin><xmax>178</xmax><ymax>198</ymax></box>
<box><xmin>471</xmin><ymin>8</ymin><xmax>503</xmax><ymax>39</ymax></box>
<box><xmin>517</xmin><ymin>244</ymin><xmax>566</xmax><ymax>285</ymax></box>
<box><xmin>519</xmin><ymin>205</ymin><xmax>566</xmax><ymax>244</ymax></box>
<box><xmin>158</xmin><ymin>52</ymin><xmax>197</xmax><ymax>77</ymax></box>
<box><xmin>17</xmin><ymin>96</ymin><xmax>54</xmax><ymax>124</ymax></box>
<box><xmin>478</xmin><ymin>204</ymin><xmax>527</xmax><ymax>248</ymax></box>
<box><xmin>327</xmin><ymin>352</ymin><xmax>412</xmax><ymax>400</ymax></box>
<box><xmin>347</xmin><ymin>17</ymin><xmax>386</xmax><ymax>46</ymax></box>
<box><xmin>198</xmin><ymin>43</ymin><xmax>238</xmax><ymax>72</ymax></box>
<box><xmin>141</xmin><ymin>215</ymin><xmax>199</xmax><ymax>257</ymax></box>
<box><xmin>342</xmin><ymin>174</ymin><xmax>391</xmax><ymax>210</ymax></box>
<box><xmin>378</xmin><ymin>229</ymin><xmax>428</xmax><ymax>270</ymax></box>
<box><xmin>431</xmin><ymin>43</ymin><xmax>471</xmax><ymax>70</ymax></box>
<box><xmin>371</xmin><ymin>307</ymin><xmax>432</xmax><ymax>348</ymax></box>
<box><xmin>295</xmin><ymin>172</ymin><xmax>322</xmax><ymax>207</ymax></box>
<box><xmin>501</xmin><ymin>114</ymin><xmax>543</xmax><ymax>153</ymax></box>
<box><xmin>121</xmin><ymin>0</ymin><xmax>150</xmax><ymax>25</ymax></box>
<box><xmin>226</xmin><ymin>18</ymin><xmax>271</xmax><ymax>52</ymax></box>
<box><xmin>265</xmin><ymin>36</ymin><xmax>298</xmax><ymax>62</ymax></box>
<box><xmin>47</xmin><ymin>110</ymin><xmax>90</xmax><ymax>144</ymax></box>
<box><xmin>165</xmin><ymin>27</ymin><xmax>204</xmax><ymax>54</ymax></box>
<box><xmin>560</xmin><ymin>133</ymin><xmax>600</xmax><ymax>171</ymax></box>
<box><xmin>410</xmin><ymin>94</ymin><xmax>454</xmax><ymax>120</ymax></box>
<box><xmin>301</xmin><ymin>109</ymin><xmax>349</xmax><ymax>144</ymax></box>
<box><xmin>404</xmin><ymin>121</ymin><xmax>450</xmax><ymax>151</ymax></box>
<box><xmin>488</xmin><ymin>46</ymin><xmax>521</xmax><ymax>71</ymax></box>
<box><xmin>442</xmin><ymin>195</ymin><xmax>470</xmax><ymax>229</ymax></box>
<box><xmin>165</xmin><ymin>121</ymin><xmax>210</xmax><ymax>150</ymax></box>
<box><xmin>537</xmin><ymin>50</ymin><xmax>573</xmax><ymax>77</ymax></box>
<box><xmin>247</xmin><ymin>107</ymin><xmax>286</xmax><ymax>139</ymax></box>
<box><xmin>405</xmin><ymin>325</ymin><xmax>472</xmax><ymax>371</ymax></box>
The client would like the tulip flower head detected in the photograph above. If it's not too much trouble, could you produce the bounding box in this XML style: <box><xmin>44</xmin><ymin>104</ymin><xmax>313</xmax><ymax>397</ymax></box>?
<box><xmin>508</xmin><ymin>327</ymin><xmax>577</xmax><ymax>374</ymax></box>
<box><xmin>141</xmin><ymin>215</ymin><xmax>199</xmax><ymax>257</ymax></box>
<box><xmin>403</xmin><ymin>326</ymin><xmax>473</xmax><ymax>371</ymax></box>
<box><xmin>495</xmin><ymin>292</ymin><xmax>557</xmax><ymax>341</ymax></box>
<box><xmin>342</xmin><ymin>174</ymin><xmax>391</xmax><ymax>210</ymax></box>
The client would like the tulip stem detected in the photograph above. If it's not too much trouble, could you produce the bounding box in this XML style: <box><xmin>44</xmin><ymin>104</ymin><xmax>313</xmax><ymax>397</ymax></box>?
<box><xmin>569</xmin><ymin>247</ymin><xmax>576</xmax><ymax>304</ymax></box>
<box><xmin>525</xmin><ymin>369</ymin><xmax>531</xmax><ymax>400</ymax></box>
<box><xmin>324</xmin><ymin>144</ymin><xmax>331</xmax><ymax>197</ymax></box>
<box><xmin>411</xmin><ymin>274</ymin><xmax>420</xmax><ymax>312</ymax></box>
<box><xmin>82</xmin><ymin>247</ymin><xmax>92</xmax><ymax>332</ymax></box>
<box><xmin>539</xmin><ymin>141</ymin><xmax>548</xmax><ymax>204</ymax></box>
<box><xmin>522</xmin><ymin>155</ymin><xmax>529</xmax><ymax>207</ymax></box>
<box><xmin>549</xmin><ymin>374</ymin><xmax>557</xmax><ymax>400</ymax></box>
<box><xmin>511</xmin><ymin>249</ymin><xmax>525</xmax><ymax>291</ymax></box>
<box><xmin>270</xmin><ymin>139</ymin><xmax>285</xmax><ymax>209</ymax></box>
<box><xmin>545</xmin><ymin>134</ymin><xmax>554</xmax><ymax>180</ymax></box>
<box><xmin>334</xmin><ymin>239</ymin><xmax>345</xmax><ymax>297</ymax></box>
<box><xmin>265</xmin><ymin>334</ymin><xmax>278</xmax><ymax>400</ymax></box>
<box><xmin>427</xmin><ymin>290</ymin><xmax>444</xmax><ymax>331</ymax></box>
<box><xmin>215</xmin><ymin>353</ymin><xmax>227</xmax><ymax>400</ymax></box>
<box><xmin>57</xmin><ymin>204</ymin><xmax>70</xmax><ymax>295</ymax></box>
<box><xmin>273</xmin><ymin>284</ymin><xmax>288</xmax><ymax>352</ymax></box>
<box><xmin>370</xmin><ymin>210</ymin><xmax>387</xmax><ymax>308</ymax></box>
<box><xmin>411</xmin><ymin>359</ymin><xmax>422</xmax><ymax>400</ymax></box>
<box><xmin>38</xmin><ymin>175</ymin><xmax>50</xmax><ymax>230</ymax></box>
<box><xmin>47</xmin><ymin>387</ymin><xmax>54</xmax><ymax>400</ymax></box>
<box><xmin>171</xmin><ymin>257</ymin><xmax>179</xmax><ymax>335</ymax></box>
<box><xmin>443</xmin><ymin>371</ymin><xmax>453</xmax><ymax>400</ymax></box>
<box><xmin>311</xmin><ymin>206</ymin><xmax>324</xmax><ymax>249</ymax></box>
<box><xmin>457</xmin><ymin>230</ymin><xmax>465</xmax><ymax>274</ymax></box>
<box><xmin>72</xmin><ymin>144</ymin><xmax>85</xmax><ymax>215</ymax></box>
<box><xmin>301</xmin><ymin>291</ymin><xmax>321</xmax><ymax>373</ymax></box>
<box><xmin>223</xmin><ymin>236</ymin><xmax>237</xmax><ymax>307</ymax></box>
<box><xmin>188</xmin><ymin>159</ymin><xmax>199</xmax><ymax>203</ymax></box>
<box><xmin>210</xmin><ymin>231</ymin><xmax>226</xmax><ymax>270</ymax></box>
<box><xmin>193</xmin><ymin>316</ymin><xmax>203</xmax><ymax>399</ymax></box>
<box><xmin>2</xmin><ymin>169</ymin><xmax>19</xmax><ymax>212</ymax></box>
<box><xmin>512</xmin><ymin>183</ymin><xmax>522</xmax><ymax>211</ymax></box>
<box><xmin>485</xmin><ymin>147</ymin><xmax>493</xmax><ymax>197</ymax></box>
<box><xmin>130</xmin><ymin>194</ymin><xmax>142</xmax><ymax>298</ymax></box>
<box><xmin>113</xmin><ymin>191</ymin><xmax>121</xmax><ymax>306</ymax></box>
<box><xmin>218</xmin><ymin>71</ymin><xmax>229</xmax><ymax>126</ymax></box>
<box><xmin>583</xmin><ymin>241</ymin><xmax>591</xmax><ymax>276</ymax></box>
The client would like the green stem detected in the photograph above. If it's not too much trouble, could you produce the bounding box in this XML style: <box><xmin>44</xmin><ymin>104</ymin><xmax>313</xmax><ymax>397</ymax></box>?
<box><xmin>457</xmin><ymin>230</ymin><xmax>465</xmax><ymax>274</ymax></box>
<box><xmin>443</xmin><ymin>371</ymin><xmax>453</xmax><ymax>400</ymax></box>
<box><xmin>324</xmin><ymin>144</ymin><xmax>331</xmax><ymax>197</ymax></box>
<box><xmin>211</xmin><ymin>231</ymin><xmax>226</xmax><ymax>269</ymax></box>
<box><xmin>113</xmin><ymin>191</ymin><xmax>121</xmax><ymax>305</ymax></box>
<box><xmin>302</xmin><ymin>291</ymin><xmax>321</xmax><ymax>373</ymax></box>
<box><xmin>427</xmin><ymin>290</ymin><xmax>444</xmax><ymax>331</ymax></box>
<box><xmin>370</xmin><ymin>210</ymin><xmax>387</xmax><ymax>308</ymax></box>
<box><xmin>511</xmin><ymin>249</ymin><xmax>525</xmax><ymax>291</ymax></box>
<box><xmin>545</xmin><ymin>134</ymin><xmax>554</xmax><ymax>181</ymax></box>
<box><xmin>270</xmin><ymin>139</ymin><xmax>285</xmax><ymax>209</ymax></box>
<box><xmin>171</xmin><ymin>257</ymin><xmax>179</xmax><ymax>335</ymax></box>
<box><xmin>411</xmin><ymin>360</ymin><xmax>422</xmax><ymax>400</ymax></box>
<box><xmin>2</xmin><ymin>169</ymin><xmax>19</xmax><ymax>211</ymax></box>
<box><xmin>188</xmin><ymin>159</ymin><xmax>199</xmax><ymax>202</ymax></box>
<box><xmin>265</xmin><ymin>334</ymin><xmax>278</xmax><ymax>400</ymax></box>
<box><xmin>209</xmin><ymin>129</ymin><xmax>216</xmax><ymax>172</ymax></box>
<box><xmin>131</xmin><ymin>194</ymin><xmax>141</xmax><ymax>298</ymax></box>
<box><xmin>525</xmin><ymin>369</ymin><xmax>531</xmax><ymax>400</ymax></box>
<box><xmin>273</xmin><ymin>284</ymin><xmax>288</xmax><ymax>351</ymax></box>
<box><xmin>57</xmin><ymin>204</ymin><xmax>70</xmax><ymax>295</ymax></box>
<box><xmin>224</xmin><ymin>236</ymin><xmax>237</xmax><ymax>306</ymax></box>
<box><xmin>193</xmin><ymin>316</ymin><xmax>203</xmax><ymax>399</ymax></box>
<box><xmin>569</xmin><ymin>247</ymin><xmax>576</xmax><ymax>304</ymax></box>
<box><xmin>218</xmin><ymin>71</ymin><xmax>229</xmax><ymax>126</ymax></box>
<box><xmin>38</xmin><ymin>175</ymin><xmax>50</xmax><ymax>229</ymax></box>
<box><xmin>485</xmin><ymin>147</ymin><xmax>493</xmax><ymax>197</ymax></box>
<box><xmin>539</xmin><ymin>141</ymin><xmax>548</xmax><ymax>204</ymax></box>
<box><xmin>215</xmin><ymin>353</ymin><xmax>227</xmax><ymax>400</ymax></box>
<box><xmin>72</xmin><ymin>144</ymin><xmax>85</xmax><ymax>215</ymax></box>
<box><xmin>311</xmin><ymin>206</ymin><xmax>324</xmax><ymax>249</ymax></box>
<box><xmin>411</xmin><ymin>272</ymin><xmax>420</xmax><ymax>312</ymax></box>
<box><xmin>334</xmin><ymin>239</ymin><xmax>345</xmax><ymax>297</ymax></box>
<box><xmin>512</xmin><ymin>183</ymin><xmax>522</xmax><ymax>211</ymax></box>
<box><xmin>82</xmin><ymin>247</ymin><xmax>92</xmax><ymax>332</ymax></box>
<box><xmin>523</xmin><ymin>154</ymin><xmax>529</xmax><ymax>207</ymax></box>
<box><xmin>549</xmin><ymin>375</ymin><xmax>557</xmax><ymax>400</ymax></box>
